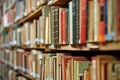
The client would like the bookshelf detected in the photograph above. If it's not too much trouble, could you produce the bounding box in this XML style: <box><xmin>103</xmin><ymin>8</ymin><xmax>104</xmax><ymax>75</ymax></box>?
<box><xmin>0</xmin><ymin>0</ymin><xmax>120</xmax><ymax>80</ymax></box>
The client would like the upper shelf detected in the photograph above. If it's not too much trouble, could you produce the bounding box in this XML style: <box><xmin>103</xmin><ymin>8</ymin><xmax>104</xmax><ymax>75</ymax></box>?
<box><xmin>45</xmin><ymin>41</ymin><xmax>120</xmax><ymax>52</ymax></box>
<box><xmin>16</xmin><ymin>6</ymin><xmax>43</xmax><ymax>25</ymax></box>
<box><xmin>48</xmin><ymin>0</ymin><xmax>70</xmax><ymax>6</ymax></box>
<box><xmin>1</xmin><ymin>41</ymin><xmax>120</xmax><ymax>51</ymax></box>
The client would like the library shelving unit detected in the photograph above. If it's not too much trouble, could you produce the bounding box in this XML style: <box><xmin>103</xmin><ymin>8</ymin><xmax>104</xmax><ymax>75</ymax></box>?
<box><xmin>0</xmin><ymin>0</ymin><xmax>120</xmax><ymax>80</ymax></box>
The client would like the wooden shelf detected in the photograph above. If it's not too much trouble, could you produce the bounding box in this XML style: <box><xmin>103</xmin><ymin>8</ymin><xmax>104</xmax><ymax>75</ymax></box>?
<box><xmin>48</xmin><ymin>0</ymin><xmax>70</xmax><ymax>6</ymax></box>
<box><xmin>1</xmin><ymin>42</ymin><xmax>120</xmax><ymax>52</ymax></box>
<box><xmin>46</xmin><ymin>42</ymin><xmax>120</xmax><ymax>52</ymax></box>
<box><xmin>3</xmin><ymin>45</ymin><xmax>46</xmax><ymax>51</ymax></box>
<box><xmin>16</xmin><ymin>6</ymin><xmax>43</xmax><ymax>25</ymax></box>
<box><xmin>99</xmin><ymin>42</ymin><xmax>120</xmax><ymax>50</ymax></box>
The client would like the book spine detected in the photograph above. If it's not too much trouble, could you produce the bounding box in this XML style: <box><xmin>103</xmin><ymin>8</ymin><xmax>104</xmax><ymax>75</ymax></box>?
<box><xmin>87</xmin><ymin>1</ymin><xmax>94</xmax><ymax>42</ymax></box>
<box><xmin>69</xmin><ymin>1</ymin><xmax>73</xmax><ymax>44</ymax></box>
<box><xmin>54</xmin><ymin>10</ymin><xmax>56</xmax><ymax>44</ymax></box>
<box><xmin>59</xmin><ymin>8</ymin><xmax>62</xmax><ymax>44</ymax></box>
<box><xmin>118</xmin><ymin>0</ymin><xmax>120</xmax><ymax>40</ymax></box>
<box><xmin>99</xmin><ymin>0</ymin><xmax>105</xmax><ymax>42</ymax></box>
<box><xmin>56</xmin><ymin>9</ymin><xmax>59</xmax><ymax>44</ymax></box>
<box><xmin>45</xmin><ymin>17</ymin><xmax>49</xmax><ymax>44</ymax></box>
<box><xmin>52</xmin><ymin>10</ymin><xmax>55</xmax><ymax>44</ymax></box>
<box><xmin>66</xmin><ymin>10</ymin><xmax>69</xmax><ymax>44</ymax></box>
<box><xmin>62</xmin><ymin>10</ymin><xmax>66</xmax><ymax>44</ymax></box>
<box><xmin>72</xmin><ymin>0</ymin><xmax>76</xmax><ymax>44</ymax></box>
<box><xmin>60</xmin><ymin>9</ymin><xmax>63</xmax><ymax>44</ymax></box>
<box><xmin>37</xmin><ymin>20</ymin><xmax>40</xmax><ymax>44</ymax></box>
<box><xmin>94</xmin><ymin>0</ymin><xmax>99</xmax><ymax>42</ymax></box>
<box><xmin>80</xmin><ymin>0</ymin><xmax>87</xmax><ymax>44</ymax></box>
<box><xmin>106</xmin><ymin>0</ymin><xmax>113</xmax><ymax>41</ymax></box>
<box><xmin>76</xmin><ymin>0</ymin><xmax>80</xmax><ymax>44</ymax></box>
<box><xmin>41</xmin><ymin>16</ymin><xmax>45</xmax><ymax>44</ymax></box>
<box><xmin>113</xmin><ymin>0</ymin><xmax>118</xmax><ymax>41</ymax></box>
<box><xmin>48</xmin><ymin>12</ymin><xmax>51</xmax><ymax>44</ymax></box>
<box><xmin>54</xmin><ymin>9</ymin><xmax>59</xmax><ymax>44</ymax></box>
<box><xmin>91</xmin><ymin>57</ymin><xmax>97</xmax><ymax>80</ymax></box>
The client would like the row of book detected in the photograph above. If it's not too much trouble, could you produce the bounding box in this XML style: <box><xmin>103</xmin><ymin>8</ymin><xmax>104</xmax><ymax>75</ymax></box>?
<box><xmin>0</xmin><ymin>63</ymin><xmax>9</xmax><ymax>80</ymax></box>
<box><xmin>1</xmin><ymin>0</ymin><xmax>120</xmax><ymax>46</ymax></box>
<box><xmin>0</xmin><ymin>49</ymin><xmax>43</xmax><ymax>79</ymax></box>
<box><xmin>15</xmin><ymin>0</ymin><xmax>47</xmax><ymax>21</ymax></box>
<box><xmin>14</xmin><ymin>0</ymin><xmax>120</xmax><ymax>44</ymax></box>
<box><xmin>0</xmin><ymin>64</ymin><xmax>28</xmax><ymax>80</ymax></box>
<box><xmin>0</xmin><ymin>49</ymin><xmax>120</xmax><ymax>80</ymax></box>
<box><xmin>2</xmin><ymin>0</ymin><xmax>16</xmax><ymax>12</ymax></box>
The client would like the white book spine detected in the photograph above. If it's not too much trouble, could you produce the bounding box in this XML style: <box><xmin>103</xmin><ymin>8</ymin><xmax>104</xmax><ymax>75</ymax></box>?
<box><xmin>94</xmin><ymin>0</ymin><xmax>98</xmax><ymax>42</ymax></box>
<box><xmin>69</xmin><ymin>2</ymin><xmax>73</xmax><ymax>44</ymax></box>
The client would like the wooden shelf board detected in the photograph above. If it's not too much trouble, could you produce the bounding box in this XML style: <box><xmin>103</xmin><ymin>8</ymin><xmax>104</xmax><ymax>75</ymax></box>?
<box><xmin>45</xmin><ymin>45</ymin><xmax>90</xmax><ymax>52</ymax></box>
<box><xmin>9</xmin><ymin>45</ymin><xmax>45</xmax><ymax>51</ymax></box>
<box><xmin>16</xmin><ymin>6</ymin><xmax>43</xmax><ymax>24</ymax></box>
<box><xmin>99</xmin><ymin>42</ymin><xmax>120</xmax><ymax>50</ymax></box>
<box><xmin>48</xmin><ymin>0</ymin><xmax>69</xmax><ymax>6</ymax></box>
<box><xmin>1</xmin><ymin>42</ymin><xmax>120</xmax><ymax>51</ymax></box>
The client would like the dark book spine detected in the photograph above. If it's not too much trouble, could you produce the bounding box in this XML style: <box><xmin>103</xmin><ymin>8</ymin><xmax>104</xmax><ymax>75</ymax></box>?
<box><xmin>75</xmin><ymin>0</ymin><xmax>79</xmax><ymax>44</ymax></box>
<box><xmin>56</xmin><ymin>9</ymin><xmax>59</xmax><ymax>44</ymax></box>
<box><xmin>52</xmin><ymin>10</ymin><xmax>55</xmax><ymax>44</ymax></box>
<box><xmin>66</xmin><ymin>10</ymin><xmax>69</xmax><ymax>44</ymax></box>
<box><xmin>54</xmin><ymin>9</ymin><xmax>59</xmax><ymax>45</ymax></box>
<box><xmin>104</xmin><ymin>0</ymin><xmax>108</xmax><ymax>41</ymax></box>
<box><xmin>72</xmin><ymin>0</ymin><xmax>76</xmax><ymax>44</ymax></box>
<box><xmin>86</xmin><ymin>1</ymin><xmax>89</xmax><ymax>42</ymax></box>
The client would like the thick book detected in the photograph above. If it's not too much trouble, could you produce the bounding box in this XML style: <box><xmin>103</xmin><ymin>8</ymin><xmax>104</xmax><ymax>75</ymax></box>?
<box><xmin>62</xmin><ymin>56</ymin><xmax>72</xmax><ymax>80</ymax></box>
<box><xmin>87</xmin><ymin>0</ymin><xmax>94</xmax><ymax>42</ymax></box>
<box><xmin>96</xmin><ymin>55</ymin><xmax>117</xmax><ymax>80</ymax></box>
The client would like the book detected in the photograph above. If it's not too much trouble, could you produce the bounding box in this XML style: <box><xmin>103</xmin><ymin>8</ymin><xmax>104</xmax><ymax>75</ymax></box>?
<box><xmin>80</xmin><ymin>0</ymin><xmax>87</xmax><ymax>44</ymax></box>
<box><xmin>68</xmin><ymin>1</ymin><xmax>73</xmax><ymax>44</ymax></box>
<box><xmin>93</xmin><ymin>0</ymin><xmax>99</xmax><ymax>42</ymax></box>
<box><xmin>87</xmin><ymin>0</ymin><xmax>94</xmax><ymax>42</ymax></box>
<box><xmin>99</xmin><ymin>0</ymin><xmax>105</xmax><ymax>42</ymax></box>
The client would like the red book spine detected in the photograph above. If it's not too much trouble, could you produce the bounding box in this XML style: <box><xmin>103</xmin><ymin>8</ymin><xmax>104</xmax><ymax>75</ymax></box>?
<box><xmin>62</xmin><ymin>10</ymin><xmax>66</xmax><ymax>44</ymax></box>
<box><xmin>60</xmin><ymin>11</ymin><xmax>63</xmax><ymax>44</ymax></box>
<box><xmin>62</xmin><ymin>58</ymin><xmax>71</xmax><ymax>80</ymax></box>
<box><xmin>118</xmin><ymin>0</ymin><xmax>120</xmax><ymax>40</ymax></box>
<box><xmin>80</xmin><ymin>0</ymin><xmax>87</xmax><ymax>44</ymax></box>
<box><xmin>99</xmin><ymin>0</ymin><xmax>105</xmax><ymax>42</ymax></box>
